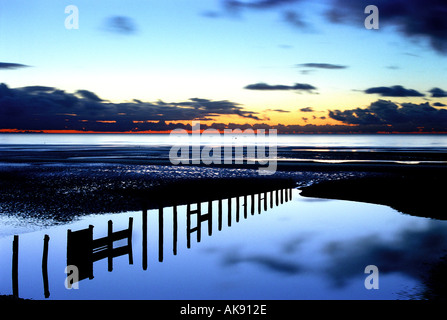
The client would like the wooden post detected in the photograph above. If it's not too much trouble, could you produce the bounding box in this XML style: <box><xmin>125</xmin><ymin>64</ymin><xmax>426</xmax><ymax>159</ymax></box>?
<box><xmin>243</xmin><ymin>195</ymin><xmax>248</xmax><ymax>219</ymax></box>
<box><xmin>251</xmin><ymin>194</ymin><xmax>255</xmax><ymax>215</ymax></box>
<box><xmin>142</xmin><ymin>207</ymin><xmax>148</xmax><ymax>270</ymax></box>
<box><xmin>289</xmin><ymin>188</ymin><xmax>293</xmax><ymax>200</ymax></box>
<box><xmin>228</xmin><ymin>198</ymin><xmax>232</xmax><ymax>227</ymax></box>
<box><xmin>207</xmin><ymin>201</ymin><xmax>213</xmax><ymax>236</ymax></box>
<box><xmin>264</xmin><ymin>192</ymin><xmax>268</xmax><ymax>211</ymax></box>
<box><xmin>218</xmin><ymin>199</ymin><xmax>222</xmax><ymax>231</ymax></box>
<box><xmin>159</xmin><ymin>207</ymin><xmax>163</xmax><ymax>262</ymax></box>
<box><xmin>187</xmin><ymin>203</ymin><xmax>191</xmax><ymax>248</ymax></box>
<box><xmin>42</xmin><ymin>234</ymin><xmax>50</xmax><ymax>298</ymax></box>
<box><xmin>128</xmin><ymin>217</ymin><xmax>133</xmax><ymax>265</ymax></box>
<box><xmin>236</xmin><ymin>196</ymin><xmax>240</xmax><ymax>223</ymax></box>
<box><xmin>196</xmin><ymin>203</ymin><xmax>201</xmax><ymax>243</ymax></box>
<box><xmin>173</xmin><ymin>205</ymin><xmax>178</xmax><ymax>256</ymax></box>
<box><xmin>270</xmin><ymin>190</ymin><xmax>274</xmax><ymax>209</ymax></box>
<box><xmin>108</xmin><ymin>220</ymin><xmax>113</xmax><ymax>272</ymax></box>
<box><xmin>12</xmin><ymin>235</ymin><xmax>18</xmax><ymax>298</ymax></box>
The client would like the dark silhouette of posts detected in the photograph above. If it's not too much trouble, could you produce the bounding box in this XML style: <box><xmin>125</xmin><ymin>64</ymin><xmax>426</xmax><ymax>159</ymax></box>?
<box><xmin>236</xmin><ymin>196</ymin><xmax>240</xmax><ymax>222</ymax></box>
<box><xmin>251</xmin><ymin>194</ymin><xmax>255</xmax><ymax>215</ymax></box>
<box><xmin>107</xmin><ymin>220</ymin><xmax>113</xmax><ymax>271</ymax></box>
<box><xmin>228</xmin><ymin>198</ymin><xmax>232</xmax><ymax>227</ymax></box>
<box><xmin>187</xmin><ymin>201</ymin><xmax>212</xmax><ymax>249</ymax></box>
<box><xmin>142</xmin><ymin>207</ymin><xmax>147</xmax><ymax>270</ymax></box>
<box><xmin>67</xmin><ymin>217</ymin><xmax>133</xmax><ymax>281</ymax></box>
<box><xmin>12</xmin><ymin>235</ymin><xmax>18</xmax><ymax>298</ymax></box>
<box><xmin>264</xmin><ymin>192</ymin><xmax>268</xmax><ymax>212</ymax></box>
<box><xmin>173</xmin><ymin>205</ymin><xmax>178</xmax><ymax>256</ymax></box>
<box><xmin>42</xmin><ymin>234</ymin><xmax>50</xmax><ymax>298</ymax></box>
<box><xmin>218</xmin><ymin>199</ymin><xmax>223</xmax><ymax>231</ymax></box>
<box><xmin>159</xmin><ymin>207</ymin><xmax>163</xmax><ymax>262</ymax></box>
<box><xmin>243</xmin><ymin>195</ymin><xmax>248</xmax><ymax>219</ymax></box>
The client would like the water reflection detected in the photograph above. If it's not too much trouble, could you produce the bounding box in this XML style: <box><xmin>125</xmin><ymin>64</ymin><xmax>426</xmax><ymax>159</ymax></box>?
<box><xmin>8</xmin><ymin>183</ymin><xmax>294</xmax><ymax>299</ymax></box>
<box><xmin>67</xmin><ymin>218</ymin><xmax>134</xmax><ymax>283</ymax></box>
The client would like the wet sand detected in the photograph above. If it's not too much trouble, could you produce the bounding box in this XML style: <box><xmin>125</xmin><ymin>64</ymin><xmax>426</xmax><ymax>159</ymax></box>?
<box><xmin>0</xmin><ymin>162</ymin><xmax>367</xmax><ymax>220</ymax></box>
<box><xmin>299</xmin><ymin>168</ymin><xmax>447</xmax><ymax>220</ymax></box>
<box><xmin>0</xmin><ymin>144</ymin><xmax>446</xmax><ymax>221</ymax></box>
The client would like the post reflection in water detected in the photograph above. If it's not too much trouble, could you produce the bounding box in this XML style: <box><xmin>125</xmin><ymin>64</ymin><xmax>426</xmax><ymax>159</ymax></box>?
<box><xmin>66</xmin><ymin>217</ymin><xmax>133</xmax><ymax>283</ymax></box>
<box><xmin>143</xmin><ymin>186</ymin><xmax>294</xmax><ymax>274</ymax></box>
<box><xmin>8</xmin><ymin>185</ymin><xmax>294</xmax><ymax>299</ymax></box>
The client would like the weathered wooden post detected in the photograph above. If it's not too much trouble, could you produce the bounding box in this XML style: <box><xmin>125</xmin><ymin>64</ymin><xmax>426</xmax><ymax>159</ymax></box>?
<box><xmin>108</xmin><ymin>220</ymin><xmax>113</xmax><ymax>272</ymax></box>
<box><xmin>42</xmin><ymin>234</ymin><xmax>50</xmax><ymax>298</ymax></box>
<box><xmin>264</xmin><ymin>192</ymin><xmax>268</xmax><ymax>211</ymax></box>
<box><xmin>251</xmin><ymin>194</ymin><xmax>255</xmax><ymax>215</ymax></box>
<box><xmin>12</xmin><ymin>235</ymin><xmax>19</xmax><ymax>298</ymax></box>
<box><xmin>128</xmin><ymin>217</ymin><xmax>133</xmax><ymax>265</ymax></box>
<box><xmin>207</xmin><ymin>201</ymin><xmax>213</xmax><ymax>236</ymax></box>
<box><xmin>159</xmin><ymin>207</ymin><xmax>164</xmax><ymax>262</ymax></box>
<box><xmin>218</xmin><ymin>199</ymin><xmax>222</xmax><ymax>231</ymax></box>
<box><xmin>173</xmin><ymin>205</ymin><xmax>178</xmax><ymax>256</ymax></box>
<box><xmin>236</xmin><ymin>196</ymin><xmax>240</xmax><ymax>223</ymax></box>
<box><xmin>142</xmin><ymin>207</ymin><xmax>148</xmax><ymax>270</ymax></box>
<box><xmin>243</xmin><ymin>195</ymin><xmax>248</xmax><ymax>219</ymax></box>
<box><xmin>228</xmin><ymin>198</ymin><xmax>232</xmax><ymax>227</ymax></box>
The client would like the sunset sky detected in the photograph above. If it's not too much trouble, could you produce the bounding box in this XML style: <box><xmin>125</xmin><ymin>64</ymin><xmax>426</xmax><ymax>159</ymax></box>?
<box><xmin>1</xmin><ymin>0</ymin><xmax>447</xmax><ymax>133</ymax></box>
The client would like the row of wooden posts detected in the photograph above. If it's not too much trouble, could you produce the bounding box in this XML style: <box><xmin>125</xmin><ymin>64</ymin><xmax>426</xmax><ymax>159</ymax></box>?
<box><xmin>11</xmin><ymin>187</ymin><xmax>293</xmax><ymax>299</ymax></box>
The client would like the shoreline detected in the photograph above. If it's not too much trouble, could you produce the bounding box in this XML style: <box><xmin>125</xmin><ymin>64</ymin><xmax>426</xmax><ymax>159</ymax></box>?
<box><xmin>0</xmin><ymin>158</ymin><xmax>445</xmax><ymax>221</ymax></box>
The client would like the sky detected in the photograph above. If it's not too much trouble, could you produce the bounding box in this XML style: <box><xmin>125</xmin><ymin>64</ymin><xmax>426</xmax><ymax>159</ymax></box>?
<box><xmin>1</xmin><ymin>0</ymin><xmax>447</xmax><ymax>133</ymax></box>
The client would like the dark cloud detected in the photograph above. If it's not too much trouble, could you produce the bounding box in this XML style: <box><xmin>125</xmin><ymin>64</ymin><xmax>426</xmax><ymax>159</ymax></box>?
<box><xmin>298</xmin><ymin>63</ymin><xmax>347</xmax><ymax>70</ymax></box>
<box><xmin>321</xmin><ymin>221</ymin><xmax>447</xmax><ymax>288</ymax></box>
<box><xmin>433</xmin><ymin>102</ymin><xmax>447</xmax><ymax>107</ymax></box>
<box><xmin>0</xmin><ymin>83</ymin><xmax>260</xmax><ymax>132</ymax></box>
<box><xmin>264</xmin><ymin>108</ymin><xmax>291</xmax><ymax>113</ymax></box>
<box><xmin>364</xmin><ymin>85</ymin><xmax>425</xmax><ymax>97</ymax></box>
<box><xmin>0</xmin><ymin>62</ymin><xmax>29</xmax><ymax>70</ymax></box>
<box><xmin>214</xmin><ymin>0</ymin><xmax>447</xmax><ymax>55</ymax></box>
<box><xmin>224</xmin><ymin>0</ymin><xmax>301</xmax><ymax>11</ymax></box>
<box><xmin>299</xmin><ymin>107</ymin><xmax>314</xmax><ymax>112</ymax></box>
<box><xmin>329</xmin><ymin>99</ymin><xmax>447</xmax><ymax>132</ymax></box>
<box><xmin>103</xmin><ymin>16</ymin><xmax>137</xmax><ymax>34</ymax></box>
<box><xmin>244</xmin><ymin>82</ymin><xmax>316</xmax><ymax>92</ymax></box>
<box><xmin>282</xmin><ymin>11</ymin><xmax>310</xmax><ymax>30</ymax></box>
<box><xmin>222</xmin><ymin>250</ymin><xmax>303</xmax><ymax>275</ymax></box>
<box><xmin>75</xmin><ymin>90</ymin><xmax>104</xmax><ymax>102</ymax></box>
<box><xmin>429</xmin><ymin>87</ymin><xmax>447</xmax><ymax>98</ymax></box>
<box><xmin>326</xmin><ymin>0</ymin><xmax>447</xmax><ymax>54</ymax></box>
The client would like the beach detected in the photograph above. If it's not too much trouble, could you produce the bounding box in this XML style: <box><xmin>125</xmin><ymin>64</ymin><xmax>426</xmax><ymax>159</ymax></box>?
<box><xmin>1</xmin><ymin>134</ymin><xmax>447</xmax><ymax>301</ymax></box>
<box><xmin>0</xmin><ymin>149</ymin><xmax>445</xmax><ymax>221</ymax></box>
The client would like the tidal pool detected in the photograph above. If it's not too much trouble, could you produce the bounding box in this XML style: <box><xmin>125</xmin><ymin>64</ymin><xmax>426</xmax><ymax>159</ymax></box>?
<box><xmin>1</xmin><ymin>188</ymin><xmax>445</xmax><ymax>300</ymax></box>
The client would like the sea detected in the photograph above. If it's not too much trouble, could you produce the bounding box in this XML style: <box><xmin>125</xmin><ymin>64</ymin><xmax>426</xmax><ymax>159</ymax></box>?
<box><xmin>0</xmin><ymin>133</ymin><xmax>446</xmax><ymax>165</ymax></box>
<box><xmin>0</xmin><ymin>133</ymin><xmax>446</xmax><ymax>301</ymax></box>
